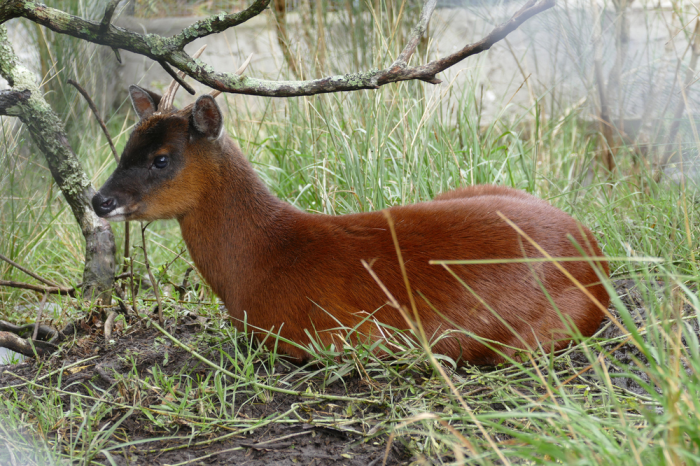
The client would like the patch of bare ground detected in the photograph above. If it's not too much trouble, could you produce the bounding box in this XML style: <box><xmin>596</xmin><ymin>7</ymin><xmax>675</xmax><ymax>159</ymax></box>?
<box><xmin>0</xmin><ymin>312</ymin><xmax>412</xmax><ymax>465</ymax></box>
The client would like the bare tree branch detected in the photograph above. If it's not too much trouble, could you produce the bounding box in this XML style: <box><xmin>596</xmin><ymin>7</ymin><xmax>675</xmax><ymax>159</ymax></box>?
<box><xmin>158</xmin><ymin>44</ymin><xmax>209</xmax><ymax>110</ymax></box>
<box><xmin>0</xmin><ymin>319</ymin><xmax>60</xmax><ymax>342</ymax></box>
<box><xmin>0</xmin><ymin>0</ymin><xmax>554</xmax><ymax>97</ymax></box>
<box><xmin>0</xmin><ymin>279</ymin><xmax>75</xmax><ymax>296</ymax></box>
<box><xmin>395</xmin><ymin>0</ymin><xmax>554</xmax><ymax>83</ymax></box>
<box><xmin>0</xmin><ymin>88</ymin><xmax>31</xmax><ymax>113</ymax></box>
<box><xmin>99</xmin><ymin>0</ymin><xmax>120</xmax><ymax>35</ymax></box>
<box><xmin>159</xmin><ymin>60</ymin><xmax>196</xmax><ymax>95</ymax></box>
<box><xmin>390</xmin><ymin>0</ymin><xmax>438</xmax><ymax>70</ymax></box>
<box><xmin>173</xmin><ymin>0</ymin><xmax>271</xmax><ymax>49</ymax></box>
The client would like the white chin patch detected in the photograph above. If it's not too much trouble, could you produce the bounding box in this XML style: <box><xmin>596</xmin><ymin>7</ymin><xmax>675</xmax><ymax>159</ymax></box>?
<box><xmin>104</xmin><ymin>206</ymin><xmax>129</xmax><ymax>222</ymax></box>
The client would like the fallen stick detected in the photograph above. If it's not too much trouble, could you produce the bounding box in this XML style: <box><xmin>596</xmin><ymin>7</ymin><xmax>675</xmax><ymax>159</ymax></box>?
<box><xmin>0</xmin><ymin>331</ymin><xmax>58</xmax><ymax>358</ymax></box>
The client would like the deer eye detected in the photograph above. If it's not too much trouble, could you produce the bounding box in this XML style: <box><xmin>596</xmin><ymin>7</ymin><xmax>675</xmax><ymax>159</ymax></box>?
<box><xmin>152</xmin><ymin>156</ymin><xmax>169</xmax><ymax>169</ymax></box>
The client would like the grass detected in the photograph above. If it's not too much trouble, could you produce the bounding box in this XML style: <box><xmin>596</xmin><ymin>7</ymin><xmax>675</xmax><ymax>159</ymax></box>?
<box><xmin>1</xmin><ymin>0</ymin><xmax>700</xmax><ymax>464</ymax></box>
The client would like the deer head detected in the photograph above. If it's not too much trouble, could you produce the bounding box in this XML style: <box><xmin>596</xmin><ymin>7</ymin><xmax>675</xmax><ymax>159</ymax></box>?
<box><xmin>92</xmin><ymin>86</ymin><xmax>225</xmax><ymax>222</ymax></box>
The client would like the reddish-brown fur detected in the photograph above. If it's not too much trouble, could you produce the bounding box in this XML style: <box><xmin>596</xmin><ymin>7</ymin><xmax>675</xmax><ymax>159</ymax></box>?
<box><xmin>93</xmin><ymin>87</ymin><xmax>610</xmax><ymax>365</ymax></box>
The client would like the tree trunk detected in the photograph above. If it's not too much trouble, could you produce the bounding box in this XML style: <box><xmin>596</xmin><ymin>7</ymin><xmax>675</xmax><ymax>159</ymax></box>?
<box><xmin>0</xmin><ymin>25</ymin><xmax>115</xmax><ymax>302</ymax></box>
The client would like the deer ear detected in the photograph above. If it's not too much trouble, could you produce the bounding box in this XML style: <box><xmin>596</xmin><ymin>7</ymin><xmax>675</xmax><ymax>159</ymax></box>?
<box><xmin>129</xmin><ymin>85</ymin><xmax>159</xmax><ymax>120</ymax></box>
<box><xmin>191</xmin><ymin>95</ymin><xmax>223</xmax><ymax>140</ymax></box>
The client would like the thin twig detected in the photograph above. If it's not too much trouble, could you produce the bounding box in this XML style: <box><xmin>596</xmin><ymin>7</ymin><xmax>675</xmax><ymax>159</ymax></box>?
<box><xmin>67</xmin><ymin>79</ymin><xmax>118</xmax><ymax>162</ymax></box>
<box><xmin>0</xmin><ymin>271</ymin><xmax>133</xmax><ymax>297</ymax></box>
<box><xmin>157</xmin><ymin>44</ymin><xmax>208</xmax><ymax>113</ymax></box>
<box><xmin>122</xmin><ymin>222</ymin><xmax>131</xmax><ymax>274</ymax></box>
<box><xmin>381</xmin><ymin>0</ymin><xmax>554</xmax><ymax>85</ymax></box>
<box><xmin>176</xmin><ymin>266</ymin><xmax>193</xmax><ymax>300</ymax></box>
<box><xmin>158</xmin><ymin>61</ymin><xmax>195</xmax><ymax>96</ymax></box>
<box><xmin>141</xmin><ymin>223</ymin><xmax>163</xmax><ymax>324</ymax></box>
<box><xmin>111</xmin><ymin>47</ymin><xmax>122</xmax><ymax>64</ymax></box>
<box><xmin>0</xmin><ymin>253</ymin><xmax>59</xmax><ymax>287</ymax></box>
<box><xmin>390</xmin><ymin>0</ymin><xmax>438</xmax><ymax>69</ymax></box>
<box><xmin>129</xmin><ymin>256</ymin><xmax>137</xmax><ymax>313</ymax></box>
<box><xmin>0</xmin><ymin>279</ymin><xmax>74</xmax><ymax>296</ymax></box>
<box><xmin>114</xmin><ymin>272</ymin><xmax>135</xmax><ymax>281</ymax></box>
<box><xmin>31</xmin><ymin>292</ymin><xmax>49</xmax><ymax>341</ymax></box>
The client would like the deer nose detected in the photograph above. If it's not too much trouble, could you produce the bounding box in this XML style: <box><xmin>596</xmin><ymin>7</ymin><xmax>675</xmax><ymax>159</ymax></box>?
<box><xmin>92</xmin><ymin>192</ymin><xmax>117</xmax><ymax>217</ymax></box>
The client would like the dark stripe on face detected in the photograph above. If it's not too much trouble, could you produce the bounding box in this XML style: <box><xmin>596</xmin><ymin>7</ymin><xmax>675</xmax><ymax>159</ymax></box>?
<box><xmin>120</xmin><ymin>116</ymin><xmax>188</xmax><ymax>170</ymax></box>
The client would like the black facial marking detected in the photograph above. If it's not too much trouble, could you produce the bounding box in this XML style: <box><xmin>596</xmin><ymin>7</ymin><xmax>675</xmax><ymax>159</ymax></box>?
<box><xmin>96</xmin><ymin>115</ymin><xmax>189</xmax><ymax>213</ymax></box>
<box><xmin>120</xmin><ymin>117</ymin><xmax>187</xmax><ymax>170</ymax></box>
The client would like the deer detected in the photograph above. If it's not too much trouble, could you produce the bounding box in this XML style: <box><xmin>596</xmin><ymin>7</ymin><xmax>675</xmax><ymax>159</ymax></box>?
<box><xmin>92</xmin><ymin>82</ymin><xmax>610</xmax><ymax>366</ymax></box>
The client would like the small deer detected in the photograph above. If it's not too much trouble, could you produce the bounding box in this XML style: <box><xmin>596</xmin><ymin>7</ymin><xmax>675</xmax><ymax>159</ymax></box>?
<box><xmin>93</xmin><ymin>84</ymin><xmax>609</xmax><ymax>365</ymax></box>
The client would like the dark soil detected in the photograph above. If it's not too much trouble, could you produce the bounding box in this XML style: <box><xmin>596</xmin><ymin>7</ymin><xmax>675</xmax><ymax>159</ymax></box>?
<box><xmin>0</xmin><ymin>311</ymin><xmax>411</xmax><ymax>465</ymax></box>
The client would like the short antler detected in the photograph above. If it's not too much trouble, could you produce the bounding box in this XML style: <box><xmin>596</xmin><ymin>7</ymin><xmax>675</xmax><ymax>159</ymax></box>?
<box><xmin>156</xmin><ymin>45</ymin><xmax>209</xmax><ymax>114</ymax></box>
